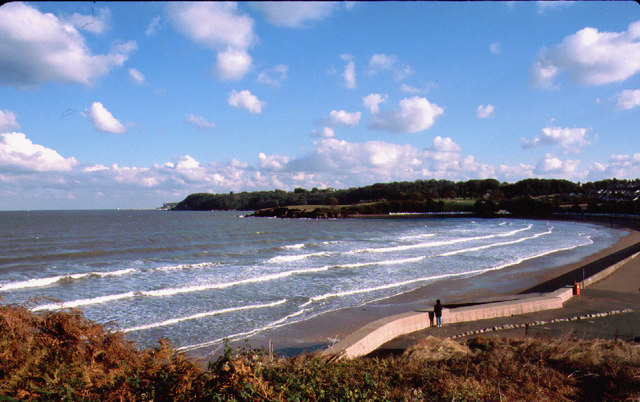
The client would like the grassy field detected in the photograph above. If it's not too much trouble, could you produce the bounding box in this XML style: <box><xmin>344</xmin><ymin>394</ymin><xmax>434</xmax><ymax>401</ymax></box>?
<box><xmin>2</xmin><ymin>303</ymin><xmax>639</xmax><ymax>400</ymax></box>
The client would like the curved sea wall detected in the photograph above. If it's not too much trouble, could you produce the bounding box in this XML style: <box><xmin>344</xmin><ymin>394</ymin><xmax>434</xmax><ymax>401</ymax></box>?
<box><xmin>323</xmin><ymin>244</ymin><xmax>640</xmax><ymax>359</ymax></box>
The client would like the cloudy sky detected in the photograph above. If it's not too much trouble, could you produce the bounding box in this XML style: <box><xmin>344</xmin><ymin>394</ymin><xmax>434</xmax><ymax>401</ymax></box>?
<box><xmin>1</xmin><ymin>1</ymin><xmax>640</xmax><ymax>210</ymax></box>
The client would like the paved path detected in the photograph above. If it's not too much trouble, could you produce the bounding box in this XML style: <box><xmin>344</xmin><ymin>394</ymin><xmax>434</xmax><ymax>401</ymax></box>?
<box><xmin>376</xmin><ymin>242</ymin><xmax>640</xmax><ymax>355</ymax></box>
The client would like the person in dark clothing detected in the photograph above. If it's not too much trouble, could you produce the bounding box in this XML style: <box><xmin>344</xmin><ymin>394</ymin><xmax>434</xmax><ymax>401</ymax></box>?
<box><xmin>434</xmin><ymin>299</ymin><xmax>443</xmax><ymax>327</ymax></box>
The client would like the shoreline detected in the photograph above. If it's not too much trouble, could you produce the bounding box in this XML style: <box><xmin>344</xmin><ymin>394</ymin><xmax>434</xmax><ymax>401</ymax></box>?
<box><xmin>190</xmin><ymin>217</ymin><xmax>639</xmax><ymax>361</ymax></box>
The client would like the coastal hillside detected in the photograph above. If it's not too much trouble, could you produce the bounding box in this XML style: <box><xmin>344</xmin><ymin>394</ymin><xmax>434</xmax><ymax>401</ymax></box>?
<box><xmin>172</xmin><ymin>178</ymin><xmax>640</xmax><ymax>217</ymax></box>
<box><xmin>2</xmin><ymin>303</ymin><xmax>639</xmax><ymax>400</ymax></box>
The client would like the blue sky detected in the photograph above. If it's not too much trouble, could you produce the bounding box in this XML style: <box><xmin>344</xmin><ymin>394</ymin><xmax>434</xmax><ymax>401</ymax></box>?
<box><xmin>1</xmin><ymin>1</ymin><xmax>639</xmax><ymax>210</ymax></box>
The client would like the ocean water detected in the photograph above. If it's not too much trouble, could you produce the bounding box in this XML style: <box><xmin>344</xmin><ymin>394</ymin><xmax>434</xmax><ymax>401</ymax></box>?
<box><xmin>0</xmin><ymin>210</ymin><xmax>624</xmax><ymax>352</ymax></box>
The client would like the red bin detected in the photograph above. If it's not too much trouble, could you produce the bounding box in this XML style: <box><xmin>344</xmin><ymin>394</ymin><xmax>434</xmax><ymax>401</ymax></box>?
<box><xmin>573</xmin><ymin>281</ymin><xmax>581</xmax><ymax>295</ymax></box>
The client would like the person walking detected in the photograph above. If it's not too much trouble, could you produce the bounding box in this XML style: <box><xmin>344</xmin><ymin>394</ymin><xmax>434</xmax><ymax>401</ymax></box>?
<box><xmin>434</xmin><ymin>299</ymin><xmax>443</xmax><ymax>327</ymax></box>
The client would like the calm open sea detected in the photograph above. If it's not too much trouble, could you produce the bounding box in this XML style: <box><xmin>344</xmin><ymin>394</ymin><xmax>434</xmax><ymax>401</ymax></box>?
<box><xmin>0</xmin><ymin>210</ymin><xmax>624</xmax><ymax>351</ymax></box>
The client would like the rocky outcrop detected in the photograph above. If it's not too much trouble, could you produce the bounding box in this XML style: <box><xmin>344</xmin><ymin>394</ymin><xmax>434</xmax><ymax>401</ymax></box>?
<box><xmin>249</xmin><ymin>206</ymin><xmax>347</xmax><ymax>219</ymax></box>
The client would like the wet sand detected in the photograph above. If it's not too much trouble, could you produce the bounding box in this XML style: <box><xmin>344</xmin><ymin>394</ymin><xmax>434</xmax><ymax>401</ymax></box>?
<box><xmin>191</xmin><ymin>217</ymin><xmax>640</xmax><ymax>360</ymax></box>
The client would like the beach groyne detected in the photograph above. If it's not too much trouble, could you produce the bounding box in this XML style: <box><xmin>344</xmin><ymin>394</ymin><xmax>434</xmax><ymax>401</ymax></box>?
<box><xmin>323</xmin><ymin>246</ymin><xmax>640</xmax><ymax>359</ymax></box>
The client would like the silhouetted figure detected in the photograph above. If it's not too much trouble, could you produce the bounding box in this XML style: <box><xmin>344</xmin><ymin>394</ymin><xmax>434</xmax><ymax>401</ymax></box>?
<box><xmin>434</xmin><ymin>299</ymin><xmax>443</xmax><ymax>327</ymax></box>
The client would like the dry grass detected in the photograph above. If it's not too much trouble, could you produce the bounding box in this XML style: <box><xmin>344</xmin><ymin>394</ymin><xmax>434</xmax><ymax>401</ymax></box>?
<box><xmin>2</xmin><ymin>302</ymin><xmax>640</xmax><ymax>400</ymax></box>
<box><xmin>404</xmin><ymin>335</ymin><xmax>471</xmax><ymax>361</ymax></box>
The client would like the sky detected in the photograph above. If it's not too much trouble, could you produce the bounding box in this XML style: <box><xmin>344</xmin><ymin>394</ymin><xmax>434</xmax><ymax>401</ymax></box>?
<box><xmin>1</xmin><ymin>1</ymin><xmax>640</xmax><ymax>210</ymax></box>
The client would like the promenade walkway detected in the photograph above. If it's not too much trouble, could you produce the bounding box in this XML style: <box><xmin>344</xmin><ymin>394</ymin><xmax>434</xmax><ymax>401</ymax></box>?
<box><xmin>322</xmin><ymin>241</ymin><xmax>640</xmax><ymax>359</ymax></box>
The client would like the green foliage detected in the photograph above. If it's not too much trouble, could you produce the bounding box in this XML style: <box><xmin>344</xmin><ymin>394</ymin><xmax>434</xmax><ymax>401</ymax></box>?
<box><xmin>173</xmin><ymin>178</ymin><xmax>640</xmax><ymax>217</ymax></box>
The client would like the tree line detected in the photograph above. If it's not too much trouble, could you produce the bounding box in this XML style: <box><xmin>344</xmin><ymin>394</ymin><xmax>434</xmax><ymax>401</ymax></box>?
<box><xmin>172</xmin><ymin>178</ymin><xmax>640</xmax><ymax>217</ymax></box>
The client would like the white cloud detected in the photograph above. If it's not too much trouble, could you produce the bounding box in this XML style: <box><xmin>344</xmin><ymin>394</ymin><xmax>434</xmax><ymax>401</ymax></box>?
<box><xmin>532</xmin><ymin>20</ymin><xmax>640</xmax><ymax>87</ymax></box>
<box><xmin>432</xmin><ymin>136</ymin><xmax>462</xmax><ymax>153</ymax></box>
<box><xmin>341</xmin><ymin>54</ymin><xmax>356</xmax><ymax>89</ymax></box>
<box><xmin>586</xmin><ymin>153</ymin><xmax>640</xmax><ymax>179</ymax></box>
<box><xmin>369</xmin><ymin>54</ymin><xmax>396</xmax><ymax>70</ymax></box>
<box><xmin>63</xmin><ymin>7</ymin><xmax>111</xmax><ymax>34</ymax></box>
<box><xmin>0</xmin><ymin>2</ymin><xmax>136</xmax><ymax>87</ymax></box>
<box><xmin>216</xmin><ymin>47</ymin><xmax>252</xmax><ymax>81</ymax></box>
<box><xmin>228</xmin><ymin>90</ymin><xmax>265</xmax><ymax>114</ymax></box>
<box><xmin>185</xmin><ymin>114</ymin><xmax>216</xmax><ymax>130</ymax></box>
<box><xmin>287</xmin><ymin>138</ymin><xmax>423</xmax><ymax>178</ymax></box>
<box><xmin>0</xmin><ymin>132</ymin><xmax>77</xmax><ymax>172</ymax></box>
<box><xmin>258</xmin><ymin>152</ymin><xmax>289</xmax><ymax>171</ymax></box>
<box><xmin>252</xmin><ymin>2</ymin><xmax>336</xmax><ymax>28</ymax></box>
<box><xmin>500</xmin><ymin>154</ymin><xmax>586</xmax><ymax>182</ymax></box>
<box><xmin>399</xmin><ymin>83</ymin><xmax>436</xmax><ymax>94</ymax></box>
<box><xmin>530</xmin><ymin>59</ymin><xmax>559</xmax><ymax>89</ymax></box>
<box><xmin>128</xmin><ymin>68</ymin><xmax>145</xmax><ymax>85</ymax></box>
<box><xmin>533</xmin><ymin>153</ymin><xmax>584</xmax><ymax>179</ymax></box>
<box><xmin>83</xmin><ymin>164</ymin><xmax>109</xmax><ymax>173</ymax></box>
<box><xmin>368</xmin><ymin>96</ymin><xmax>444</xmax><ymax>133</ymax></box>
<box><xmin>87</xmin><ymin>102</ymin><xmax>126</xmax><ymax>134</ymax></box>
<box><xmin>400</xmin><ymin>84</ymin><xmax>420</xmax><ymax>94</ymax></box>
<box><xmin>498</xmin><ymin>163</ymin><xmax>534</xmax><ymax>181</ymax></box>
<box><xmin>146</xmin><ymin>15</ymin><xmax>161</xmax><ymax>36</ymax></box>
<box><xmin>0</xmin><ymin>109</ymin><xmax>19</xmax><ymax>131</ymax></box>
<box><xmin>521</xmin><ymin>126</ymin><xmax>590</xmax><ymax>154</ymax></box>
<box><xmin>4</xmin><ymin>130</ymin><xmax>623</xmax><ymax>209</ymax></box>
<box><xmin>536</xmin><ymin>1</ymin><xmax>574</xmax><ymax>14</ymax></box>
<box><xmin>616</xmin><ymin>89</ymin><xmax>640</xmax><ymax>110</ymax></box>
<box><xmin>368</xmin><ymin>53</ymin><xmax>413</xmax><ymax>81</ymax></box>
<box><xmin>175</xmin><ymin>154</ymin><xmax>201</xmax><ymax>170</ymax></box>
<box><xmin>490</xmin><ymin>42</ymin><xmax>501</xmax><ymax>54</ymax></box>
<box><xmin>166</xmin><ymin>2</ymin><xmax>254</xmax><ymax>51</ymax></box>
<box><xmin>420</xmin><ymin>136</ymin><xmax>495</xmax><ymax>178</ymax></box>
<box><xmin>327</xmin><ymin>110</ymin><xmax>361</xmax><ymax>127</ymax></box>
<box><xmin>362</xmin><ymin>93</ymin><xmax>387</xmax><ymax>114</ymax></box>
<box><xmin>282</xmin><ymin>136</ymin><xmax>495</xmax><ymax>184</ymax></box>
<box><xmin>110</xmin><ymin>164</ymin><xmax>159</xmax><ymax>187</ymax></box>
<box><xmin>167</xmin><ymin>2</ymin><xmax>255</xmax><ymax>81</ymax></box>
<box><xmin>311</xmin><ymin>127</ymin><xmax>335</xmax><ymax>138</ymax></box>
<box><xmin>476</xmin><ymin>104</ymin><xmax>495</xmax><ymax>119</ymax></box>
<box><xmin>257</xmin><ymin>64</ymin><xmax>288</xmax><ymax>86</ymax></box>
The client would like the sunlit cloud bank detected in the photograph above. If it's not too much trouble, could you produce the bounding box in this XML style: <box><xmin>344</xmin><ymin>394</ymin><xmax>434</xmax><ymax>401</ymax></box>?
<box><xmin>520</xmin><ymin>127</ymin><xmax>591</xmax><ymax>154</ymax></box>
<box><xmin>1</xmin><ymin>127</ymin><xmax>638</xmax><ymax>210</ymax></box>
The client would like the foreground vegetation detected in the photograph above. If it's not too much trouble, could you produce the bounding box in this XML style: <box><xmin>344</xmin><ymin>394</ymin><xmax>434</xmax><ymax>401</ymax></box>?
<box><xmin>2</xmin><ymin>303</ymin><xmax>640</xmax><ymax>400</ymax></box>
<box><xmin>173</xmin><ymin>178</ymin><xmax>640</xmax><ymax>218</ymax></box>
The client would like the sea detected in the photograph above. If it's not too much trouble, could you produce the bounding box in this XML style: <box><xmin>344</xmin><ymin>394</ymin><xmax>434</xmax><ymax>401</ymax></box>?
<box><xmin>0</xmin><ymin>210</ymin><xmax>625</xmax><ymax>353</ymax></box>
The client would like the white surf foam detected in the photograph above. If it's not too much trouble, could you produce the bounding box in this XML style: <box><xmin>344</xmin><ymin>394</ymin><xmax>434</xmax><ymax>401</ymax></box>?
<box><xmin>268</xmin><ymin>251</ymin><xmax>329</xmax><ymax>263</ymax></box>
<box><xmin>460</xmin><ymin>235</ymin><xmax>594</xmax><ymax>277</ymax></box>
<box><xmin>1</xmin><ymin>261</ymin><xmax>223</xmax><ymax>293</ymax></box>
<box><xmin>436</xmin><ymin>227</ymin><xmax>553</xmax><ymax>257</ymax></box>
<box><xmin>305</xmin><ymin>233</ymin><xmax>593</xmax><ymax>307</ymax></box>
<box><xmin>156</xmin><ymin>262</ymin><xmax>218</xmax><ymax>272</ymax></box>
<box><xmin>0</xmin><ymin>268</ymin><xmax>137</xmax><ymax>292</ymax></box>
<box><xmin>335</xmin><ymin>256</ymin><xmax>426</xmax><ymax>269</ymax></box>
<box><xmin>281</xmin><ymin>243</ymin><xmax>305</xmax><ymax>250</ymax></box>
<box><xmin>350</xmin><ymin>224</ymin><xmax>534</xmax><ymax>254</ymax></box>
<box><xmin>31</xmin><ymin>266</ymin><xmax>333</xmax><ymax>310</ymax></box>
<box><xmin>398</xmin><ymin>233</ymin><xmax>436</xmax><ymax>241</ymax></box>
<box><xmin>177</xmin><ymin>307</ymin><xmax>309</xmax><ymax>353</ymax></box>
<box><xmin>31</xmin><ymin>292</ymin><xmax>137</xmax><ymax>311</ymax></box>
<box><xmin>122</xmin><ymin>299</ymin><xmax>287</xmax><ymax>333</ymax></box>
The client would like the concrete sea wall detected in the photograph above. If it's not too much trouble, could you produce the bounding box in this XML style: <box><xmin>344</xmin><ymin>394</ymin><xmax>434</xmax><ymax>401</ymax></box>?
<box><xmin>323</xmin><ymin>250</ymin><xmax>640</xmax><ymax>359</ymax></box>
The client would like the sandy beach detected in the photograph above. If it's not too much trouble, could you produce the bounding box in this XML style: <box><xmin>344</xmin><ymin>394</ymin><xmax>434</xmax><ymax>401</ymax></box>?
<box><xmin>382</xmin><ymin>231</ymin><xmax>640</xmax><ymax>353</ymax></box>
<box><xmin>191</xmin><ymin>217</ymin><xmax>640</xmax><ymax>360</ymax></box>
